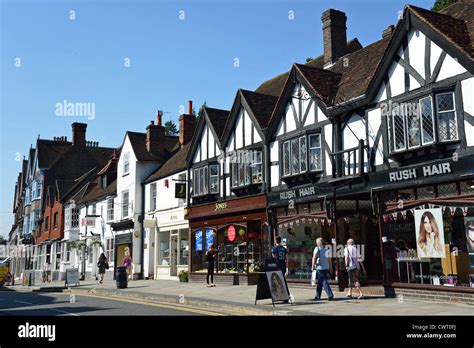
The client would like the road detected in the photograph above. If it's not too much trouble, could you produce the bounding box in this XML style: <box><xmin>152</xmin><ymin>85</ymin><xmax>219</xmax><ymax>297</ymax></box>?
<box><xmin>0</xmin><ymin>291</ymin><xmax>223</xmax><ymax>316</ymax></box>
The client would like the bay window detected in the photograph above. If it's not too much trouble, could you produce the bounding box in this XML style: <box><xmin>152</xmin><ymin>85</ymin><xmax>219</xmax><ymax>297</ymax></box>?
<box><xmin>193</xmin><ymin>164</ymin><xmax>219</xmax><ymax>196</ymax></box>
<box><xmin>231</xmin><ymin>150</ymin><xmax>263</xmax><ymax>188</ymax></box>
<box><xmin>282</xmin><ymin>133</ymin><xmax>322</xmax><ymax>177</ymax></box>
<box><xmin>389</xmin><ymin>92</ymin><xmax>458</xmax><ymax>153</ymax></box>
<box><xmin>436</xmin><ymin>92</ymin><xmax>458</xmax><ymax>141</ymax></box>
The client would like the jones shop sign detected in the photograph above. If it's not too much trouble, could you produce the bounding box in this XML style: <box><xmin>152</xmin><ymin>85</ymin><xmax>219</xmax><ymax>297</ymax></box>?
<box><xmin>389</xmin><ymin>162</ymin><xmax>452</xmax><ymax>183</ymax></box>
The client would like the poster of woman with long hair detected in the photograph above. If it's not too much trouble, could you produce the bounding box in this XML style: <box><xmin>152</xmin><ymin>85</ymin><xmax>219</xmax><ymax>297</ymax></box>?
<box><xmin>415</xmin><ymin>208</ymin><xmax>445</xmax><ymax>258</ymax></box>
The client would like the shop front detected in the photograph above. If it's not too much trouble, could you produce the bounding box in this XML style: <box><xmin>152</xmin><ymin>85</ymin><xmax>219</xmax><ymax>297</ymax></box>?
<box><xmin>111</xmin><ymin>220</ymin><xmax>133</xmax><ymax>280</ymax></box>
<box><xmin>154</xmin><ymin>208</ymin><xmax>189</xmax><ymax>279</ymax></box>
<box><xmin>373</xmin><ymin>157</ymin><xmax>474</xmax><ymax>303</ymax></box>
<box><xmin>187</xmin><ymin>194</ymin><xmax>269</xmax><ymax>285</ymax></box>
<box><xmin>268</xmin><ymin>182</ymin><xmax>384</xmax><ymax>289</ymax></box>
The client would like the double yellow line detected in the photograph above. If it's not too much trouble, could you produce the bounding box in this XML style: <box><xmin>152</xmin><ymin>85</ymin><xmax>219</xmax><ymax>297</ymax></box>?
<box><xmin>62</xmin><ymin>292</ymin><xmax>226</xmax><ymax>316</ymax></box>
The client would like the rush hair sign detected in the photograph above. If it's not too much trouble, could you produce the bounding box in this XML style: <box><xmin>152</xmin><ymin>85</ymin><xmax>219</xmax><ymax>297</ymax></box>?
<box><xmin>389</xmin><ymin>162</ymin><xmax>452</xmax><ymax>183</ymax></box>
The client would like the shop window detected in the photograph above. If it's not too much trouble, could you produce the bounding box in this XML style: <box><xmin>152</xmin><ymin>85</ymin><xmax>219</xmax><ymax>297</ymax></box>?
<box><xmin>159</xmin><ymin>232</ymin><xmax>170</xmax><ymax>266</ymax></box>
<box><xmin>287</xmin><ymin>204</ymin><xmax>297</xmax><ymax>216</ymax></box>
<box><xmin>358</xmin><ymin>200</ymin><xmax>373</xmax><ymax>209</ymax></box>
<box><xmin>246</xmin><ymin>221</ymin><xmax>262</xmax><ymax>273</ymax></box>
<box><xmin>191</xmin><ymin>228</ymin><xmax>215</xmax><ymax>272</ymax></box>
<box><xmin>437</xmin><ymin>183</ymin><xmax>458</xmax><ymax>197</ymax></box>
<box><xmin>297</xmin><ymin>204</ymin><xmax>309</xmax><ymax>215</ymax></box>
<box><xmin>179</xmin><ymin>229</ymin><xmax>188</xmax><ymax>265</ymax></box>
<box><xmin>460</xmin><ymin>181</ymin><xmax>474</xmax><ymax>195</ymax></box>
<box><xmin>216</xmin><ymin>225</ymin><xmax>246</xmax><ymax>273</ymax></box>
<box><xmin>417</xmin><ymin>186</ymin><xmax>434</xmax><ymax>199</ymax></box>
<box><xmin>277</xmin><ymin>218</ymin><xmax>322</xmax><ymax>280</ymax></box>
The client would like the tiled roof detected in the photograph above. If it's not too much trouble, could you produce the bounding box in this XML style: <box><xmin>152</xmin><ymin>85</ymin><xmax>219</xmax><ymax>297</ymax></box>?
<box><xmin>255</xmin><ymin>2</ymin><xmax>473</xmax><ymax>109</ymax></box>
<box><xmin>127</xmin><ymin>131</ymin><xmax>179</xmax><ymax>161</ymax></box>
<box><xmin>144</xmin><ymin>142</ymin><xmax>191</xmax><ymax>183</ymax></box>
<box><xmin>204</xmin><ymin>107</ymin><xmax>230</xmax><ymax>141</ymax></box>
<box><xmin>411</xmin><ymin>2</ymin><xmax>474</xmax><ymax>59</ymax></box>
<box><xmin>239</xmin><ymin>90</ymin><xmax>278</xmax><ymax>132</ymax></box>
<box><xmin>255</xmin><ymin>38</ymin><xmax>362</xmax><ymax>97</ymax></box>
<box><xmin>36</xmin><ymin>139</ymin><xmax>72</xmax><ymax>169</ymax></box>
<box><xmin>294</xmin><ymin>64</ymin><xmax>342</xmax><ymax>105</ymax></box>
<box><xmin>76</xmin><ymin>179</ymin><xmax>117</xmax><ymax>204</ymax></box>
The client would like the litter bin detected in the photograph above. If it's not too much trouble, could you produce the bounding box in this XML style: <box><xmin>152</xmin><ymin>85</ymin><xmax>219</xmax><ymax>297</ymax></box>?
<box><xmin>116</xmin><ymin>266</ymin><xmax>128</xmax><ymax>289</ymax></box>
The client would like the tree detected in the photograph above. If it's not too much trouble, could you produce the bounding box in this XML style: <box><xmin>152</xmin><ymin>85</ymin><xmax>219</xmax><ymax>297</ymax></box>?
<box><xmin>197</xmin><ymin>101</ymin><xmax>207</xmax><ymax>119</ymax></box>
<box><xmin>164</xmin><ymin>120</ymin><xmax>178</xmax><ymax>136</ymax></box>
<box><xmin>306</xmin><ymin>57</ymin><xmax>314</xmax><ymax>63</ymax></box>
<box><xmin>432</xmin><ymin>0</ymin><xmax>457</xmax><ymax>12</ymax></box>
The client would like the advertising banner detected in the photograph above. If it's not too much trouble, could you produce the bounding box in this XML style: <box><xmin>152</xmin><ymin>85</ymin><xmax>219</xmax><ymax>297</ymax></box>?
<box><xmin>195</xmin><ymin>230</ymin><xmax>202</xmax><ymax>251</ymax></box>
<box><xmin>414</xmin><ymin>208</ymin><xmax>446</xmax><ymax>258</ymax></box>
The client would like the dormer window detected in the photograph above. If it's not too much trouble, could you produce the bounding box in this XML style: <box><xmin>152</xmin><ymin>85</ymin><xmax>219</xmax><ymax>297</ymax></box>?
<box><xmin>101</xmin><ymin>175</ymin><xmax>107</xmax><ymax>189</ymax></box>
<box><xmin>388</xmin><ymin>91</ymin><xmax>458</xmax><ymax>154</ymax></box>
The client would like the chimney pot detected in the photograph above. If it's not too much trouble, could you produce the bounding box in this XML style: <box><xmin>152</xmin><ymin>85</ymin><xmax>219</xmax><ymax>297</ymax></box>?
<box><xmin>188</xmin><ymin>100</ymin><xmax>193</xmax><ymax>115</ymax></box>
<box><xmin>157</xmin><ymin>111</ymin><xmax>163</xmax><ymax>126</ymax></box>
<box><xmin>147</xmin><ymin>113</ymin><xmax>165</xmax><ymax>155</ymax></box>
<box><xmin>321</xmin><ymin>9</ymin><xmax>348</xmax><ymax>67</ymax></box>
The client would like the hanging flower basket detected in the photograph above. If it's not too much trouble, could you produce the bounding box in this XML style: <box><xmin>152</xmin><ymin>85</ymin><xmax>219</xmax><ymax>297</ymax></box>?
<box><xmin>91</xmin><ymin>239</ymin><xmax>102</xmax><ymax>247</ymax></box>
<box><xmin>76</xmin><ymin>241</ymin><xmax>86</xmax><ymax>250</ymax></box>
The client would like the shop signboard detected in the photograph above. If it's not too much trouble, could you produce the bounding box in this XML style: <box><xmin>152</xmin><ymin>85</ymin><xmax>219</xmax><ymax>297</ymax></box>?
<box><xmin>414</xmin><ymin>208</ymin><xmax>446</xmax><ymax>258</ymax></box>
<box><xmin>195</xmin><ymin>230</ymin><xmax>203</xmax><ymax>251</ymax></box>
<box><xmin>255</xmin><ymin>259</ymin><xmax>290</xmax><ymax>306</ymax></box>
<box><xmin>175</xmin><ymin>183</ymin><xmax>186</xmax><ymax>199</ymax></box>
<box><xmin>65</xmin><ymin>268</ymin><xmax>80</xmax><ymax>287</ymax></box>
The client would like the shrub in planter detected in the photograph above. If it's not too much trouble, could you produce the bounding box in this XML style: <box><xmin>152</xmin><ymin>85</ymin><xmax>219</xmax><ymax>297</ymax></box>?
<box><xmin>178</xmin><ymin>270</ymin><xmax>188</xmax><ymax>282</ymax></box>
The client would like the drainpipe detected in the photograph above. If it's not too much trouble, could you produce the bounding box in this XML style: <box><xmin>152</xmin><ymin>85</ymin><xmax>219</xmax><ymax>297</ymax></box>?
<box><xmin>140</xmin><ymin>182</ymin><xmax>145</xmax><ymax>280</ymax></box>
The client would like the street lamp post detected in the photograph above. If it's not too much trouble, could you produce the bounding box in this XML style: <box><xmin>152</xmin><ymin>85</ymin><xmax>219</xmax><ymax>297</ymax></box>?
<box><xmin>80</xmin><ymin>214</ymin><xmax>101</xmax><ymax>281</ymax></box>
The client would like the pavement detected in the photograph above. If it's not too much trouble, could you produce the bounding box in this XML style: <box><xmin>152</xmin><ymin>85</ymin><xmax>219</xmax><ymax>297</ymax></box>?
<box><xmin>2</xmin><ymin>278</ymin><xmax>473</xmax><ymax>316</ymax></box>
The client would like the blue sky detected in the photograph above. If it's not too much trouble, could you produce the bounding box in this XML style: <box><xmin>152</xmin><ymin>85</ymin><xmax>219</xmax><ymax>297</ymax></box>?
<box><xmin>0</xmin><ymin>0</ymin><xmax>434</xmax><ymax>237</ymax></box>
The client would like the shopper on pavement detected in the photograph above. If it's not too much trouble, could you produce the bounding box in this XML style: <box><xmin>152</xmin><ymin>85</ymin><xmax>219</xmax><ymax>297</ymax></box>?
<box><xmin>312</xmin><ymin>237</ymin><xmax>334</xmax><ymax>301</ymax></box>
<box><xmin>271</xmin><ymin>236</ymin><xmax>288</xmax><ymax>276</ymax></box>
<box><xmin>344</xmin><ymin>238</ymin><xmax>366</xmax><ymax>299</ymax></box>
<box><xmin>206</xmin><ymin>244</ymin><xmax>217</xmax><ymax>287</ymax></box>
<box><xmin>123</xmin><ymin>248</ymin><xmax>132</xmax><ymax>281</ymax></box>
<box><xmin>97</xmin><ymin>253</ymin><xmax>108</xmax><ymax>284</ymax></box>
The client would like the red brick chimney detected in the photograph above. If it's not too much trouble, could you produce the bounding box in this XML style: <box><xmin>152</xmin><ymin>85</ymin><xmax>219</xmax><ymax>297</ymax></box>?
<box><xmin>146</xmin><ymin>111</ymin><xmax>166</xmax><ymax>155</ymax></box>
<box><xmin>71</xmin><ymin>122</ymin><xmax>87</xmax><ymax>146</ymax></box>
<box><xmin>321</xmin><ymin>9</ymin><xmax>348</xmax><ymax>67</ymax></box>
<box><xmin>179</xmin><ymin>100</ymin><xmax>197</xmax><ymax>145</ymax></box>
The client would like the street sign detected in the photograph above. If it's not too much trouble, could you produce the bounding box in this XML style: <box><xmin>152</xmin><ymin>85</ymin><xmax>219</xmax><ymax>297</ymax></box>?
<box><xmin>81</xmin><ymin>217</ymin><xmax>96</xmax><ymax>227</ymax></box>
<box><xmin>175</xmin><ymin>183</ymin><xmax>186</xmax><ymax>199</ymax></box>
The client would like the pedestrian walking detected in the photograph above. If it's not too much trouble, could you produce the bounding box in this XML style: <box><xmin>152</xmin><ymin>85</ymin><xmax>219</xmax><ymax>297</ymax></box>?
<box><xmin>344</xmin><ymin>238</ymin><xmax>366</xmax><ymax>299</ymax></box>
<box><xmin>271</xmin><ymin>236</ymin><xmax>288</xmax><ymax>276</ymax></box>
<box><xmin>312</xmin><ymin>237</ymin><xmax>334</xmax><ymax>301</ymax></box>
<box><xmin>206</xmin><ymin>244</ymin><xmax>216</xmax><ymax>287</ymax></box>
<box><xmin>42</xmin><ymin>260</ymin><xmax>51</xmax><ymax>283</ymax></box>
<box><xmin>97</xmin><ymin>253</ymin><xmax>109</xmax><ymax>284</ymax></box>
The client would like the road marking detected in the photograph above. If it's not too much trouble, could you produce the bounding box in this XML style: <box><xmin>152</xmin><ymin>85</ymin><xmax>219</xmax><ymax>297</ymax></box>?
<box><xmin>14</xmin><ymin>300</ymin><xmax>33</xmax><ymax>305</ymax></box>
<box><xmin>64</xmin><ymin>293</ymin><xmax>226</xmax><ymax>316</ymax></box>
<box><xmin>49</xmin><ymin>308</ymin><xmax>79</xmax><ymax>316</ymax></box>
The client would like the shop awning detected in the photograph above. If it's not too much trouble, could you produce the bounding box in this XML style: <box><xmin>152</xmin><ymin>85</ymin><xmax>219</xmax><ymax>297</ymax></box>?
<box><xmin>111</xmin><ymin>219</ymin><xmax>134</xmax><ymax>231</ymax></box>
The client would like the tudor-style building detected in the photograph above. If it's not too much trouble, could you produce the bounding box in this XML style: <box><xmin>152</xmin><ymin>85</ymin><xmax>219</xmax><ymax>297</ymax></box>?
<box><xmin>258</xmin><ymin>2</ymin><xmax>474</xmax><ymax>300</ymax></box>
<box><xmin>186</xmin><ymin>90</ymin><xmax>277</xmax><ymax>284</ymax></box>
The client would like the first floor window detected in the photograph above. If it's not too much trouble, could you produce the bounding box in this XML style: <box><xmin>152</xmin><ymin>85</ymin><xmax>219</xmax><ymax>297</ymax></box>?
<box><xmin>193</xmin><ymin>165</ymin><xmax>217</xmax><ymax>196</ymax></box>
<box><xmin>150</xmin><ymin>183</ymin><xmax>157</xmax><ymax>211</ymax></box>
<box><xmin>283</xmin><ymin>141</ymin><xmax>290</xmax><ymax>176</ymax></box>
<box><xmin>309</xmin><ymin>134</ymin><xmax>322</xmax><ymax>171</ymax></box>
<box><xmin>436</xmin><ymin>92</ymin><xmax>458</xmax><ymax>141</ymax></box>
<box><xmin>251</xmin><ymin>151</ymin><xmax>263</xmax><ymax>184</ymax></box>
<box><xmin>122</xmin><ymin>191</ymin><xmax>129</xmax><ymax>218</ymax></box>
<box><xmin>209</xmin><ymin>164</ymin><xmax>219</xmax><ymax>193</ymax></box>
<box><xmin>107</xmin><ymin>198</ymin><xmax>114</xmax><ymax>221</ymax></box>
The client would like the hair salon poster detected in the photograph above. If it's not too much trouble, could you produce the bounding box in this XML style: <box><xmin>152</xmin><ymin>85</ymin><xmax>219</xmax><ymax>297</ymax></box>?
<box><xmin>464</xmin><ymin>216</ymin><xmax>474</xmax><ymax>268</ymax></box>
<box><xmin>414</xmin><ymin>208</ymin><xmax>446</xmax><ymax>258</ymax></box>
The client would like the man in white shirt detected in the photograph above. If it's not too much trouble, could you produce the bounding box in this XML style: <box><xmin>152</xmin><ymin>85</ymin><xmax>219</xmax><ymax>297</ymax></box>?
<box><xmin>344</xmin><ymin>238</ymin><xmax>366</xmax><ymax>299</ymax></box>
